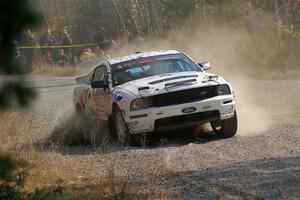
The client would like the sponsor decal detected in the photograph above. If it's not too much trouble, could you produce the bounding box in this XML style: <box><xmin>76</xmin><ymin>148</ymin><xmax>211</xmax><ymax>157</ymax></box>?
<box><xmin>138</xmin><ymin>60</ymin><xmax>155</xmax><ymax>64</ymax></box>
<box><xmin>181</xmin><ymin>107</ymin><xmax>197</xmax><ymax>113</ymax></box>
<box><xmin>115</xmin><ymin>95</ymin><xmax>123</xmax><ymax>101</ymax></box>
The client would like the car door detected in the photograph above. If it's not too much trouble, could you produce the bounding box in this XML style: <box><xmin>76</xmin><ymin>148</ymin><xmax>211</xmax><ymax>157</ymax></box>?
<box><xmin>90</xmin><ymin>64</ymin><xmax>112</xmax><ymax>121</ymax></box>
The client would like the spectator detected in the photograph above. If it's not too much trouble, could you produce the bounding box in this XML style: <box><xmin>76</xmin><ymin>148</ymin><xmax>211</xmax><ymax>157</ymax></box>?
<box><xmin>93</xmin><ymin>45</ymin><xmax>105</xmax><ymax>58</ymax></box>
<box><xmin>93</xmin><ymin>27</ymin><xmax>106</xmax><ymax>45</ymax></box>
<box><xmin>80</xmin><ymin>48</ymin><xmax>96</xmax><ymax>61</ymax></box>
<box><xmin>20</xmin><ymin>28</ymin><xmax>36</xmax><ymax>71</ymax></box>
<box><xmin>44</xmin><ymin>51</ymin><xmax>54</xmax><ymax>65</ymax></box>
<box><xmin>109</xmin><ymin>39</ymin><xmax>118</xmax><ymax>50</ymax></box>
<box><xmin>61</xmin><ymin>28</ymin><xmax>74</xmax><ymax>65</ymax></box>
<box><xmin>57</xmin><ymin>49</ymin><xmax>70</xmax><ymax>67</ymax></box>
<box><xmin>13</xmin><ymin>41</ymin><xmax>22</xmax><ymax>67</ymax></box>
<box><xmin>39</xmin><ymin>29</ymin><xmax>57</xmax><ymax>63</ymax></box>
<box><xmin>104</xmin><ymin>39</ymin><xmax>119</xmax><ymax>59</ymax></box>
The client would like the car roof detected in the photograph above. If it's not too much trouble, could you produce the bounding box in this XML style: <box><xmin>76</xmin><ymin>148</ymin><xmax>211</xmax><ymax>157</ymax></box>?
<box><xmin>107</xmin><ymin>50</ymin><xmax>181</xmax><ymax>65</ymax></box>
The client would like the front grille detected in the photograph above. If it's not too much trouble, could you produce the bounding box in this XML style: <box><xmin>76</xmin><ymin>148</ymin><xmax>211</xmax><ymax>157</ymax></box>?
<box><xmin>153</xmin><ymin>86</ymin><xmax>217</xmax><ymax>107</ymax></box>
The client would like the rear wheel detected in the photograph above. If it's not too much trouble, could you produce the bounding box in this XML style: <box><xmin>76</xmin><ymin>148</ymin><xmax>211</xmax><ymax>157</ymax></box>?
<box><xmin>108</xmin><ymin>115</ymin><xmax>115</xmax><ymax>135</ymax></box>
<box><xmin>211</xmin><ymin>111</ymin><xmax>238</xmax><ymax>138</ymax></box>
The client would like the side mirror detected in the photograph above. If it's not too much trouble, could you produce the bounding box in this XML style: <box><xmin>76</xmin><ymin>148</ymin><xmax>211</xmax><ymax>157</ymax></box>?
<box><xmin>91</xmin><ymin>80</ymin><xmax>106</xmax><ymax>89</ymax></box>
<box><xmin>198</xmin><ymin>62</ymin><xmax>211</xmax><ymax>71</ymax></box>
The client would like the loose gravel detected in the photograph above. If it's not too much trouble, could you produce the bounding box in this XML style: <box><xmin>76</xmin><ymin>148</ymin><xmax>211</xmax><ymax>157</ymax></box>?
<box><xmin>12</xmin><ymin>77</ymin><xmax>300</xmax><ymax>199</ymax></box>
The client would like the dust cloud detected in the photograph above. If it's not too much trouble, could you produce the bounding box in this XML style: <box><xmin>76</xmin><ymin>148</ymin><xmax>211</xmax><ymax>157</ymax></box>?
<box><xmin>48</xmin><ymin>107</ymin><xmax>110</xmax><ymax>146</ymax></box>
<box><xmin>109</xmin><ymin>24</ymin><xmax>276</xmax><ymax>136</ymax></box>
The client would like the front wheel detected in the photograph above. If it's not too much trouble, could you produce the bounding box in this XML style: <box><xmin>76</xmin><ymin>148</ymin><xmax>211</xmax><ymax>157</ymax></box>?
<box><xmin>113</xmin><ymin>108</ymin><xmax>148</xmax><ymax>146</ymax></box>
<box><xmin>114</xmin><ymin>108</ymin><xmax>130</xmax><ymax>145</ymax></box>
<box><xmin>210</xmin><ymin>111</ymin><xmax>238</xmax><ymax>138</ymax></box>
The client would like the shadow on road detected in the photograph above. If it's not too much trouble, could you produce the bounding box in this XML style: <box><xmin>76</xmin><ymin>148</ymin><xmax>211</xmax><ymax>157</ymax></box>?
<box><xmin>37</xmin><ymin>114</ymin><xmax>221</xmax><ymax>155</ymax></box>
<box><xmin>144</xmin><ymin>156</ymin><xmax>300</xmax><ymax>199</ymax></box>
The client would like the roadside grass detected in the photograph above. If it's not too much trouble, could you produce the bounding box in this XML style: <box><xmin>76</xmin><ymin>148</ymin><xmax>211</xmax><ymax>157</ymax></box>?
<box><xmin>0</xmin><ymin>109</ymin><xmax>49</xmax><ymax>148</ymax></box>
<box><xmin>8</xmin><ymin>149</ymin><xmax>167</xmax><ymax>199</ymax></box>
<box><xmin>0</xmin><ymin>110</ymin><xmax>168</xmax><ymax>199</ymax></box>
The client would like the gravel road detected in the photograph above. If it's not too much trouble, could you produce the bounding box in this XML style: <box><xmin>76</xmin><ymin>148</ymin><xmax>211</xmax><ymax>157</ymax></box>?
<box><xmin>18</xmin><ymin>76</ymin><xmax>300</xmax><ymax>199</ymax></box>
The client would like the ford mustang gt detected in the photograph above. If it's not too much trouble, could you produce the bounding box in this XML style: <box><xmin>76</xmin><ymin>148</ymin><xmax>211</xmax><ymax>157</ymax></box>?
<box><xmin>73</xmin><ymin>50</ymin><xmax>237</xmax><ymax>145</ymax></box>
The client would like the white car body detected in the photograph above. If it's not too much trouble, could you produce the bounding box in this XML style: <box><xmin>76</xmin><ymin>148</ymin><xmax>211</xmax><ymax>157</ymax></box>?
<box><xmin>73</xmin><ymin>50</ymin><xmax>236</xmax><ymax>136</ymax></box>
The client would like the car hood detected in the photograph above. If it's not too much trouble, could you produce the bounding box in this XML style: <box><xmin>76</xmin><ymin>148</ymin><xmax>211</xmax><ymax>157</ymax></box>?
<box><xmin>115</xmin><ymin>71</ymin><xmax>229</xmax><ymax>98</ymax></box>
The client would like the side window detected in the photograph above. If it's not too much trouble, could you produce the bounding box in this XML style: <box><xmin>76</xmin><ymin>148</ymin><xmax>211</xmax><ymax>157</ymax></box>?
<box><xmin>93</xmin><ymin>66</ymin><xmax>107</xmax><ymax>82</ymax></box>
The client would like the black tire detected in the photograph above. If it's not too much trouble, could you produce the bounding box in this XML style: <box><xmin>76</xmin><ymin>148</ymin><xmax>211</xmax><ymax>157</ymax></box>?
<box><xmin>210</xmin><ymin>111</ymin><xmax>238</xmax><ymax>138</ymax></box>
<box><xmin>113</xmin><ymin>107</ymin><xmax>130</xmax><ymax>145</ymax></box>
<box><xmin>131</xmin><ymin>134</ymin><xmax>148</xmax><ymax>147</ymax></box>
<box><xmin>113</xmin><ymin>108</ymin><xmax>148</xmax><ymax>146</ymax></box>
<box><xmin>108</xmin><ymin>115</ymin><xmax>115</xmax><ymax>135</ymax></box>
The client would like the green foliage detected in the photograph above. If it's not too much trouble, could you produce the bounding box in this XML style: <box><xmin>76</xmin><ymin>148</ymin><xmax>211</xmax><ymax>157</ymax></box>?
<box><xmin>71</xmin><ymin>0</ymin><xmax>111</xmax><ymax>42</ymax></box>
<box><xmin>0</xmin><ymin>155</ymin><xmax>27</xmax><ymax>200</ymax></box>
<box><xmin>0</xmin><ymin>0</ymin><xmax>40</xmax><ymax>74</ymax></box>
<box><xmin>0</xmin><ymin>81</ymin><xmax>37</xmax><ymax>108</ymax></box>
<box><xmin>0</xmin><ymin>0</ymin><xmax>40</xmax><ymax>108</ymax></box>
<box><xmin>0</xmin><ymin>184</ymin><xmax>23</xmax><ymax>200</ymax></box>
<box><xmin>162</xmin><ymin>0</ymin><xmax>197</xmax><ymax>27</ymax></box>
<box><xmin>0</xmin><ymin>0</ymin><xmax>46</xmax><ymax>199</ymax></box>
<box><xmin>0</xmin><ymin>155</ymin><xmax>17</xmax><ymax>182</ymax></box>
<box><xmin>26</xmin><ymin>187</ymin><xmax>63</xmax><ymax>200</ymax></box>
<box><xmin>35</xmin><ymin>0</ymin><xmax>299</xmax><ymax>60</ymax></box>
<box><xmin>204</xmin><ymin>0</ymin><xmax>247</xmax><ymax>23</ymax></box>
<box><xmin>0</xmin><ymin>155</ymin><xmax>63</xmax><ymax>200</ymax></box>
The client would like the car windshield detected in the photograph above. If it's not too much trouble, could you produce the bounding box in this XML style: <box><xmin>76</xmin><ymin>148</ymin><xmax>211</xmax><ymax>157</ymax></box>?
<box><xmin>111</xmin><ymin>53</ymin><xmax>202</xmax><ymax>86</ymax></box>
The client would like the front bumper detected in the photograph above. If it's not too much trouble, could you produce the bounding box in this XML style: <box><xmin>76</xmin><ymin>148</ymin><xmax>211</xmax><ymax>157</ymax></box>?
<box><xmin>124</xmin><ymin>95</ymin><xmax>235</xmax><ymax>134</ymax></box>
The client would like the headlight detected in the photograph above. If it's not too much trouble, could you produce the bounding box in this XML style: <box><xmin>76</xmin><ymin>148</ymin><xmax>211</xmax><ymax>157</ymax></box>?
<box><xmin>216</xmin><ymin>84</ymin><xmax>231</xmax><ymax>95</ymax></box>
<box><xmin>130</xmin><ymin>97</ymin><xmax>153</xmax><ymax>111</ymax></box>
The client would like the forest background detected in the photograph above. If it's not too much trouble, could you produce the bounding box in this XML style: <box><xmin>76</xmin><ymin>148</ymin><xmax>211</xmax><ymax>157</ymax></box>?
<box><xmin>29</xmin><ymin>0</ymin><xmax>299</xmax><ymax>77</ymax></box>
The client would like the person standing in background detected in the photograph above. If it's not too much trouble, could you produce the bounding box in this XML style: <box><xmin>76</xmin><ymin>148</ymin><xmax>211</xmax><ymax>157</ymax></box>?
<box><xmin>57</xmin><ymin>49</ymin><xmax>70</xmax><ymax>67</ymax></box>
<box><xmin>94</xmin><ymin>45</ymin><xmax>105</xmax><ymax>58</ymax></box>
<box><xmin>20</xmin><ymin>28</ymin><xmax>36</xmax><ymax>71</ymax></box>
<box><xmin>39</xmin><ymin>29</ymin><xmax>57</xmax><ymax>64</ymax></box>
<box><xmin>61</xmin><ymin>28</ymin><xmax>74</xmax><ymax>65</ymax></box>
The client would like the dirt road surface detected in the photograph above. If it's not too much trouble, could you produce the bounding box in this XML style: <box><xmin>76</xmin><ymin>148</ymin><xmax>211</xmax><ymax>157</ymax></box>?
<box><xmin>8</xmin><ymin>75</ymin><xmax>300</xmax><ymax>199</ymax></box>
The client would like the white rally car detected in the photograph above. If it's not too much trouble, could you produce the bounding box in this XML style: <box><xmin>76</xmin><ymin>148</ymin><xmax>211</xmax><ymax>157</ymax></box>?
<box><xmin>73</xmin><ymin>50</ymin><xmax>237</xmax><ymax>145</ymax></box>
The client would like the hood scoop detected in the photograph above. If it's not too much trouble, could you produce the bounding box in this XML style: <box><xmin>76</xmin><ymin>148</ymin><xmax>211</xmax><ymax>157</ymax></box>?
<box><xmin>138</xmin><ymin>86</ymin><xmax>150</xmax><ymax>91</ymax></box>
<box><xmin>165</xmin><ymin>78</ymin><xmax>197</xmax><ymax>87</ymax></box>
<box><xmin>148</xmin><ymin>75</ymin><xmax>198</xmax><ymax>85</ymax></box>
